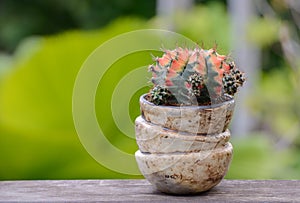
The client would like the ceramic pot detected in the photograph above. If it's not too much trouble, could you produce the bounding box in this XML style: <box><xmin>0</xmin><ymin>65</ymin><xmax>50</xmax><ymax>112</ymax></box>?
<box><xmin>135</xmin><ymin>94</ymin><xmax>235</xmax><ymax>194</ymax></box>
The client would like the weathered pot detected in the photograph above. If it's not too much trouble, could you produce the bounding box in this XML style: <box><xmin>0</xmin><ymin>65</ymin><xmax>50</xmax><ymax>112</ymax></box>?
<box><xmin>136</xmin><ymin>116</ymin><xmax>231</xmax><ymax>153</ymax></box>
<box><xmin>140</xmin><ymin>94</ymin><xmax>235</xmax><ymax>135</ymax></box>
<box><xmin>135</xmin><ymin>94</ymin><xmax>234</xmax><ymax>194</ymax></box>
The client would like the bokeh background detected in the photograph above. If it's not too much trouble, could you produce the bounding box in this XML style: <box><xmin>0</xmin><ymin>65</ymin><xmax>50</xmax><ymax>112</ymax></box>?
<box><xmin>1</xmin><ymin>0</ymin><xmax>300</xmax><ymax>180</ymax></box>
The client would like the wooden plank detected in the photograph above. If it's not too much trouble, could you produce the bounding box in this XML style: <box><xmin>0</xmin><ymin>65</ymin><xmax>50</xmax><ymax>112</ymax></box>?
<box><xmin>0</xmin><ymin>179</ymin><xmax>299</xmax><ymax>202</ymax></box>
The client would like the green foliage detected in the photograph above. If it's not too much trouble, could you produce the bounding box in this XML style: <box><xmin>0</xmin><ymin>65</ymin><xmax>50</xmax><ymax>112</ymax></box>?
<box><xmin>0</xmin><ymin>54</ymin><xmax>12</xmax><ymax>76</ymax></box>
<box><xmin>247</xmin><ymin>18</ymin><xmax>280</xmax><ymax>48</ymax></box>
<box><xmin>226</xmin><ymin>134</ymin><xmax>300</xmax><ymax>179</ymax></box>
<box><xmin>0</xmin><ymin>0</ymin><xmax>156</xmax><ymax>52</ymax></box>
<box><xmin>0</xmin><ymin>18</ymin><xmax>147</xmax><ymax>179</ymax></box>
<box><xmin>238</xmin><ymin>67</ymin><xmax>300</xmax><ymax>179</ymax></box>
<box><xmin>95</xmin><ymin>50</ymin><xmax>155</xmax><ymax>154</ymax></box>
<box><xmin>173</xmin><ymin>3</ymin><xmax>230</xmax><ymax>52</ymax></box>
<box><xmin>250</xmin><ymin>69</ymin><xmax>300</xmax><ymax>146</ymax></box>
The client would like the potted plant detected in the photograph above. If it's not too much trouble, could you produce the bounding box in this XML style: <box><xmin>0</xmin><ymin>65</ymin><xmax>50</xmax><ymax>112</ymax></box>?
<box><xmin>135</xmin><ymin>47</ymin><xmax>245</xmax><ymax>194</ymax></box>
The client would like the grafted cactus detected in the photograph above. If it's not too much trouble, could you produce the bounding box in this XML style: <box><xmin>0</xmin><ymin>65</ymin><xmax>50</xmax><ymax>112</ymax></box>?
<box><xmin>148</xmin><ymin>47</ymin><xmax>245</xmax><ymax>105</ymax></box>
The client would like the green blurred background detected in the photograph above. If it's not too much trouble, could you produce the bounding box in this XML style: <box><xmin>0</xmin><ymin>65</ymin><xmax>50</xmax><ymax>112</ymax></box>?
<box><xmin>0</xmin><ymin>0</ymin><xmax>300</xmax><ymax>180</ymax></box>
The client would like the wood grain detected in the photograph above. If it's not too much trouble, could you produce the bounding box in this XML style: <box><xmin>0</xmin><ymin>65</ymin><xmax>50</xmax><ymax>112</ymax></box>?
<box><xmin>0</xmin><ymin>179</ymin><xmax>299</xmax><ymax>202</ymax></box>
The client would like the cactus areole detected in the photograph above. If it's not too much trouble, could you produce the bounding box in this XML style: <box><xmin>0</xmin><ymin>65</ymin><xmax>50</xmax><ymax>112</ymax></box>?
<box><xmin>148</xmin><ymin>47</ymin><xmax>245</xmax><ymax>106</ymax></box>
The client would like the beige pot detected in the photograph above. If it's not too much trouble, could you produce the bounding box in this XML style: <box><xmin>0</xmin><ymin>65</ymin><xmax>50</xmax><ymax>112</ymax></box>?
<box><xmin>135</xmin><ymin>94</ymin><xmax>234</xmax><ymax>194</ymax></box>
<box><xmin>140</xmin><ymin>94</ymin><xmax>235</xmax><ymax>135</ymax></box>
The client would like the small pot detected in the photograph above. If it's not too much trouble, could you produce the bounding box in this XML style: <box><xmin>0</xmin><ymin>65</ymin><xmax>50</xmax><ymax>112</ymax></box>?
<box><xmin>135</xmin><ymin>94</ymin><xmax>235</xmax><ymax>194</ymax></box>
<box><xmin>139</xmin><ymin>94</ymin><xmax>235</xmax><ymax>135</ymax></box>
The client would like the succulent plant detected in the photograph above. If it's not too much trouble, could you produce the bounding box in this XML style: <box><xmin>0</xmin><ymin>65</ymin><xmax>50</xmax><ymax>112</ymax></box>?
<box><xmin>148</xmin><ymin>47</ymin><xmax>245</xmax><ymax>105</ymax></box>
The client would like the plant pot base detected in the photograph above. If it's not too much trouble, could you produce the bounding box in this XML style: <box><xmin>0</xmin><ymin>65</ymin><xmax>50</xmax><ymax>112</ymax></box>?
<box><xmin>135</xmin><ymin>142</ymin><xmax>233</xmax><ymax>194</ymax></box>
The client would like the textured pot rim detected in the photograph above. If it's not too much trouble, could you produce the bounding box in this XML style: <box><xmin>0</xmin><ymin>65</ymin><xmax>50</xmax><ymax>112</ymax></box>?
<box><xmin>135</xmin><ymin>142</ymin><xmax>233</xmax><ymax>158</ymax></box>
<box><xmin>140</xmin><ymin>93</ymin><xmax>234</xmax><ymax>109</ymax></box>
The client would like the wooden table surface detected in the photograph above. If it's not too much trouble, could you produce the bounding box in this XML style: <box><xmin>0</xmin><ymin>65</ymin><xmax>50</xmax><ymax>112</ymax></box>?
<box><xmin>0</xmin><ymin>179</ymin><xmax>299</xmax><ymax>202</ymax></box>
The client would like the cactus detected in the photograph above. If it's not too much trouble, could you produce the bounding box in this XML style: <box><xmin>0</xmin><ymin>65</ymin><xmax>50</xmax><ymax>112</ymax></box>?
<box><xmin>148</xmin><ymin>47</ymin><xmax>245</xmax><ymax>106</ymax></box>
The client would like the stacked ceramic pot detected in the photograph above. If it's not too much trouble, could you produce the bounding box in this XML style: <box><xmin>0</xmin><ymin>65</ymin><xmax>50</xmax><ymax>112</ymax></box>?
<box><xmin>135</xmin><ymin>94</ymin><xmax>235</xmax><ymax>194</ymax></box>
